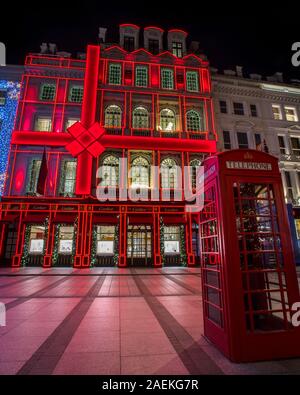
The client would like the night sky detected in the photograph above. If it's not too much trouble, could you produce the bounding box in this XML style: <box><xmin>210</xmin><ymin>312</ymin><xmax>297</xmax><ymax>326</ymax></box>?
<box><xmin>1</xmin><ymin>1</ymin><xmax>299</xmax><ymax>81</ymax></box>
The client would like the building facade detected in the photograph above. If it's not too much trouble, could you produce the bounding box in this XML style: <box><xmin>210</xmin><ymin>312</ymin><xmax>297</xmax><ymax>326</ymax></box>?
<box><xmin>0</xmin><ymin>65</ymin><xmax>23</xmax><ymax>196</ymax></box>
<box><xmin>212</xmin><ymin>67</ymin><xmax>300</xmax><ymax>263</ymax></box>
<box><xmin>0</xmin><ymin>25</ymin><xmax>217</xmax><ymax>268</ymax></box>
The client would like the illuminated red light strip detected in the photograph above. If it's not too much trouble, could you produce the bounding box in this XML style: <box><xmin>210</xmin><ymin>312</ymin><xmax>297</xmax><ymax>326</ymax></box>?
<box><xmin>11</xmin><ymin>131</ymin><xmax>216</xmax><ymax>153</ymax></box>
<box><xmin>76</xmin><ymin>45</ymin><xmax>100</xmax><ymax>195</ymax></box>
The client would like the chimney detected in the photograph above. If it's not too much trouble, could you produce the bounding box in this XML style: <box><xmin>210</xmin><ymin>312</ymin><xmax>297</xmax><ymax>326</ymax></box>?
<box><xmin>236</xmin><ymin>66</ymin><xmax>243</xmax><ymax>78</ymax></box>
<box><xmin>48</xmin><ymin>43</ymin><xmax>57</xmax><ymax>54</ymax></box>
<box><xmin>275</xmin><ymin>72</ymin><xmax>283</xmax><ymax>83</ymax></box>
<box><xmin>99</xmin><ymin>27</ymin><xmax>107</xmax><ymax>43</ymax></box>
<box><xmin>40</xmin><ymin>43</ymin><xmax>48</xmax><ymax>54</ymax></box>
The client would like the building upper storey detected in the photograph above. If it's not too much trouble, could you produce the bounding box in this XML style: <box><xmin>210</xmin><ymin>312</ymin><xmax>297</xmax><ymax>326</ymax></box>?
<box><xmin>14</xmin><ymin>25</ymin><xmax>216</xmax><ymax>142</ymax></box>
<box><xmin>212</xmin><ymin>66</ymin><xmax>300</xmax><ymax>158</ymax></box>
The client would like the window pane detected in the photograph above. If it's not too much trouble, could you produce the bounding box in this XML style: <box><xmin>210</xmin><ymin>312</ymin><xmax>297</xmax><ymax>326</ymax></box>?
<box><xmin>29</xmin><ymin>225</ymin><xmax>45</xmax><ymax>254</ymax></box>
<box><xmin>109</xmin><ymin>64</ymin><xmax>122</xmax><ymax>85</ymax></box>
<box><xmin>186</xmin><ymin>71</ymin><xmax>199</xmax><ymax>92</ymax></box>
<box><xmin>223</xmin><ymin>131</ymin><xmax>231</xmax><ymax>149</ymax></box>
<box><xmin>40</xmin><ymin>84</ymin><xmax>56</xmax><ymax>101</ymax></box>
<box><xmin>233</xmin><ymin>102</ymin><xmax>244</xmax><ymax>115</ymax></box>
<box><xmin>105</xmin><ymin>105</ymin><xmax>122</xmax><ymax>127</ymax></box>
<box><xmin>186</xmin><ymin>110</ymin><xmax>202</xmax><ymax>131</ymax></box>
<box><xmin>160</xmin><ymin>109</ymin><xmax>176</xmax><ymax>131</ymax></box>
<box><xmin>237</xmin><ymin>132</ymin><xmax>248</xmax><ymax>148</ymax></box>
<box><xmin>100</xmin><ymin>155</ymin><xmax>119</xmax><ymax>186</ymax></box>
<box><xmin>132</xmin><ymin>107</ymin><xmax>149</xmax><ymax>128</ymax></box>
<box><xmin>69</xmin><ymin>86</ymin><xmax>83</xmax><ymax>103</ymax></box>
<box><xmin>161</xmin><ymin>68</ymin><xmax>174</xmax><ymax>89</ymax></box>
<box><xmin>59</xmin><ymin>226</ymin><xmax>74</xmax><ymax>254</ymax></box>
<box><xmin>135</xmin><ymin>66</ymin><xmax>148</xmax><ymax>87</ymax></box>
<box><xmin>35</xmin><ymin>118</ymin><xmax>52</xmax><ymax>132</ymax></box>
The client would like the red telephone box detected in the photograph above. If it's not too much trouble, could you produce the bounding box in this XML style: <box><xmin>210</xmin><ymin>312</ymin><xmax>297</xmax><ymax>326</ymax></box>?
<box><xmin>200</xmin><ymin>149</ymin><xmax>300</xmax><ymax>362</ymax></box>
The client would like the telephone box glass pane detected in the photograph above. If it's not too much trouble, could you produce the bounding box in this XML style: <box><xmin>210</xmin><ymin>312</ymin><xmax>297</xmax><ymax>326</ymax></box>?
<box><xmin>233</xmin><ymin>182</ymin><xmax>289</xmax><ymax>332</ymax></box>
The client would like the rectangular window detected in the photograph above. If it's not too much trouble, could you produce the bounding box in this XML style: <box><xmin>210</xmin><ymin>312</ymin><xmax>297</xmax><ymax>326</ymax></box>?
<box><xmin>186</xmin><ymin>71</ymin><xmax>199</xmax><ymax>92</ymax></box>
<box><xmin>28</xmin><ymin>159</ymin><xmax>41</xmax><ymax>194</ymax></box>
<box><xmin>29</xmin><ymin>225</ymin><xmax>45</xmax><ymax>254</ymax></box>
<box><xmin>233</xmin><ymin>102</ymin><xmax>244</xmax><ymax>115</ymax></box>
<box><xmin>284</xmin><ymin>171</ymin><xmax>294</xmax><ymax>201</ymax></box>
<box><xmin>34</xmin><ymin>117</ymin><xmax>52</xmax><ymax>132</ymax></box>
<box><xmin>161</xmin><ymin>68</ymin><xmax>174</xmax><ymax>89</ymax></box>
<box><xmin>108</xmin><ymin>63</ymin><xmax>122</xmax><ymax>85</ymax></box>
<box><xmin>40</xmin><ymin>84</ymin><xmax>56</xmax><ymax>101</ymax></box>
<box><xmin>60</xmin><ymin>160</ymin><xmax>77</xmax><ymax>196</ymax></box>
<box><xmin>69</xmin><ymin>86</ymin><xmax>83</xmax><ymax>103</ymax></box>
<box><xmin>0</xmin><ymin>90</ymin><xmax>6</xmax><ymax>106</ymax></box>
<box><xmin>219</xmin><ymin>100</ymin><xmax>227</xmax><ymax>114</ymax></box>
<box><xmin>148</xmin><ymin>39</ymin><xmax>159</xmax><ymax>55</ymax></box>
<box><xmin>96</xmin><ymin>225</ymin><xmax>115</xmax><ymax>255</ymax></box>
<box><xmin>254</xmin><ymin>133</ymin><xmax>262</xmax><ymax>148</ymax></box>
<box><xmin>237</xmin><ymin>132</ymin><xmax>248</xmax><ymax>149</ymax></box>
<box><xmin>272</xmin><ymin>104</ymin><xmax>282</xmax><ymax>120</ymax></box>
<box><xmin>285</xmin><ymin>106</ymin><xmax>298</xmax><ymax>122</ymax></box>
<box><xmin>58</xmin><ymin>226</ymin><xmax>74</xmax><ymax>254</ymax></box>
<box><xmin>164</xmin><ymin>226</ymin><xmax>180</xmax><ymax>254</ymax></box>
<box><xmin>135</xmin><ymin>66</ymin><xmax>148</xmax><ymax>87</ymax></box>
<box><xmin>291</xmin><ymin>137</ymin><xmax>300</xmax><ymax>156</ymax></box>
<box><xmin>172</xmin><ymin>42</ymin><xmax>183</xmax><ymax>58</ymax></box>
<box><xmin>222</xmin><ymin>131</ymin><xmax>231</xmax><ymax>150</ymax></box>
<box><xmin>65</xmin><ymin>118</ymin><xmax>79</xmax><ymax>131</ymax></box>
<box><xmin>250</xmin><ymin>104</ymin><xmax>258</xmax><ymax>117</ymax></box>
<box><xmin>278</xmin><ymin>136</ymin><xmax>287</xmax><ymax>155</ymax></box>
<box><xmin>124</xmin><ymin>36</ymin><xmax>135</xmax><ymax>52</ymax></box>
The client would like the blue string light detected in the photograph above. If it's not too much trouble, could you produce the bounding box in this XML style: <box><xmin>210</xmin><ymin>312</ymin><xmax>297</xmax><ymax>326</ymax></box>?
<box><xmin>0</xmin><ymin>80</ymin><xmax>20</xmax><ymax>196</ymax></box>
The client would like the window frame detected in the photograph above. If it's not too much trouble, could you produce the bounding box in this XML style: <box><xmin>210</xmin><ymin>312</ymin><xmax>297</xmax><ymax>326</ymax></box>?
<box><xmin>160</xmin><ymin>108</ymin><xmax>176</xmax><ymax>132</ymax></box>
<box><xmin>135</xmin><ymin>66</ymin><xmax>148</xmax><ymax>87</ymax></box>
<box><xmin>161</xmin><ymin>68</ymin><xmax>174</xmax><ymax>90</ymax></box>
<box><xmin>186</xmin><ymin>109</ymin><xmax>202</xmax><ymax>132</ymax></box>
<box><xmin>104</xmin><ymin>105</ymin><xmax>122</xmax><ymax>128</ymax></box>
<box><xmin>39</xmin><ymin>83</ymin><xmax>56</xmax><ymax>101</ymax></box>
<box><xmin>34</xmin><ymin>117</ymin><xmax>52</xmax><ymax>132</ymax></box>
<box><xmin>233</xmin><ymin>102</ymin><xmax>244</xmax><ymax>116</ymax></box>
<box><xmin>108</xmin><ymin>63</ymin><xmax>122</xmax><ymax>85</ymax></box>
<box><xmin>186</xmin><ymin>71</ymin><xmax>199</xmax><ymax>92</ymax></box>
<box><xmin>59</xmin><ymin>159</ymin><xmax>77</xmax><ymax>196</ymax></box>
<box><xmin>222</xmin><ymin>131</ymin><xmax>231</xmax><ymax>150</ymax></box>
<box><xmin>68</xmin><ymin>85</ymin><xmax>84</xmax><ymax>103</ymax></box>
<box><xmin>272</xmin><ymin>104</ymin><xmax>283</xmax><ymax>120</ymax></box>
<box><xmin>284</xmin><ymin>106</ymin><xmax>298</xmax><ymax>122</ymax></box>
<box><xmin>237</xmin><ymin>132</ymin><xmax>249</xmax><ymax>149</ymax></box>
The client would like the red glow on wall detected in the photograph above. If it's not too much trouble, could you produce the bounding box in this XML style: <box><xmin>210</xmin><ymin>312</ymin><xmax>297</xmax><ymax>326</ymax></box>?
<box><xmin>15</xmin><ymin>169</ymin><xmax>25</xmax><ymax>192</ymax></box>
<box><xmin>201</xmin><ymin>69</ymin><xmax>211</xmax><ymax>93</ymax></box>
<box><xmin>168</xmin><ymin>29</ymin><xmax>188</xmax><ymax>36</ymax></box>
<box><xmin>120</xmin><ymin>23</ymin><xmax>140</xmax><ymax>29</ymax></box>
<box><xmin>144</xmin><ymin>26</ymin><xmax>164</xmax><ymax>32</ymax></box>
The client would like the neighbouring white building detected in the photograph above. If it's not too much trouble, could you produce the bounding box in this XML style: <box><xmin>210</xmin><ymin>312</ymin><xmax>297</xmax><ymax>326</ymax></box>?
<box><xmin>212</xmin><ymin>66</ymin><xmax>300</xmax><ymax>262</ymax></box>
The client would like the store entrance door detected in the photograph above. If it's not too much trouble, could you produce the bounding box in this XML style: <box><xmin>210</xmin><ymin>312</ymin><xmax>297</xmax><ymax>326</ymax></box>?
<box><xmin>127</xmin><ymin>225</ymin><xmax>152</xmax><ymax>266</ymax></box>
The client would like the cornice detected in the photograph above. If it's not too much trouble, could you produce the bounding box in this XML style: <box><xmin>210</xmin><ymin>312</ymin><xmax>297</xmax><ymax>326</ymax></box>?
<box><xmin>214</xmin><ymin>84</ymin><xmax>300</xmax><ymax>104</ymax></box>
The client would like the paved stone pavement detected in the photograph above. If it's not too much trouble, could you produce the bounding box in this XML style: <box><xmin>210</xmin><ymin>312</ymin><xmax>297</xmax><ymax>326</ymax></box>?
<box><xmin>0</xmin><ymin>266</ymin><xmax>300</xmax><ymax>375</ymax></box>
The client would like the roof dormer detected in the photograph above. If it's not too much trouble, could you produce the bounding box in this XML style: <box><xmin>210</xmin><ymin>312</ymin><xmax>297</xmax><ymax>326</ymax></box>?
<box><xmin>119</xmin><ymin>24</ymin><xmax>140</xmax><ymax>52</ymax></box>
<box><xmin>144</xmin><ymin>26</ymin><xmax>164</xmax><ymax>55</ymax></box>
<box><xmin>167</xmin><ymin>29</ymin><xmax>188</xmax><ymax>58</ymax></box>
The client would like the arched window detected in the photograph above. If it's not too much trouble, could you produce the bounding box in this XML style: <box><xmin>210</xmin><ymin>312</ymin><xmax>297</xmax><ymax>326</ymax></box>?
<box><xmin>104</xmin><ymin>105</ymin><xmax>122</xmax><ymax>127</ymax></box>
<box><xmin>161</xmin><ymin>158</ymin><xmax>179</xmax><ymax>189</ymax></box>
<box><xmin>186</xmin><ymin>110</ymin><xmax>202</xmax><ymax>132</ymax></box>
<box><xmin>160</xmin><ymin>109</ymin><xmax>176</xmax><ymax>132</ymax></box>
<box><xmin>132</xmin><ymin>107</ymin><xmax>149</xmax><ymax>129</ymax></box>
<box><xmin>100</xmin><ymin>155</ymin><xmax>119</xmax><ymax>186</ymax></box>
<box><xmin>131</xmin><ymin>156</ymin><xmax>150</xmax><ymax>188</ymax></box>
<box><xmin>189</xmin><ymin>159</ymin><xmax>201</xmax><ymax>189</ymax></box>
